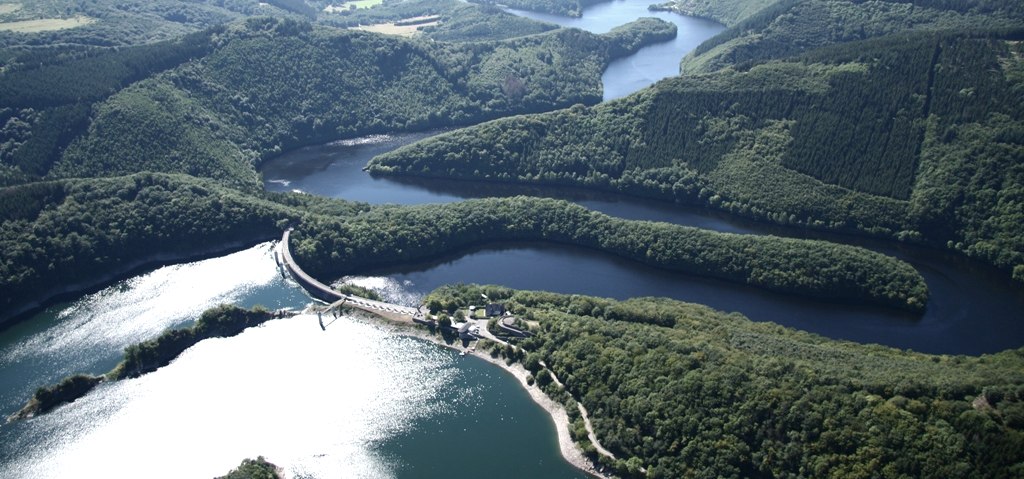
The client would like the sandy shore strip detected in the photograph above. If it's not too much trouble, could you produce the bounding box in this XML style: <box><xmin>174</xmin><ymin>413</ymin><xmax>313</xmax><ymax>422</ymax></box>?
<box><xmin>470</xmin><ymin>347</ymin><xmax>613</xmax><ymax>478</ymax></box>
<box><xmin>342</xmin><ymin>310</ymin><xmax>614</xmax><ymax>478</ymax></box>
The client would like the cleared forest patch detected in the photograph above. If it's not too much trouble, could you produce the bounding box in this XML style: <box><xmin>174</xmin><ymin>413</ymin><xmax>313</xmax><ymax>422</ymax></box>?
<box><xmin>0</xmin><ymin>15</ymin><xmax>94</xmax><ymax>32</ymax></box>
<box><xmin>0</xmin><ymin>4</ymin><xmax>23</xmax><ymax>15</ymax></box>
<box><xmin>352</xmin><ymin>15</ymin><xmax>441</xmax><ymax>37</ymax></box>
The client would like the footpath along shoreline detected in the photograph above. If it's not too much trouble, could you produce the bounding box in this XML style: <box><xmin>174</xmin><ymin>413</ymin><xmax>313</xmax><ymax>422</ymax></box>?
<box><xmin>345</xmin><ymin>311</ymin><xmax>614</xmax><ymax>479</ymax></box>
<box><xmin>280</xmin><ymin>229</ymin><xmax>613</xmax><ymax>477</ymax></box>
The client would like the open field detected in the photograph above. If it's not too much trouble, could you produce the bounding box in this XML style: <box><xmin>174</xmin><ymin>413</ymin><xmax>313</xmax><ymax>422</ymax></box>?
<box><xmin>324</xmin><ymin>0</ymin><xmax>383</xmax><ymax>12</ymax></box>
<box><xmin>0</xmin><ymin>15</ymin><xmax>94</xmax><ymax>32</ymax></box>
<box><xmin>0</xmin><ymin>3</ymin><xmax>22</xmax><ymax>15</ymax></box>
<box><xmin>352</xmin><ymin>15</ymin><xmax>441</xmax><ymax>37</ymax></box>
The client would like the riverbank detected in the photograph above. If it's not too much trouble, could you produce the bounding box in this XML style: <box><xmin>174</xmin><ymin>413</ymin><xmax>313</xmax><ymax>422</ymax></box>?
<box><xmin>345</xmin><ymin>309</ymin><xmax>612</xmax><ymax>478</ymax></box>
<box><xmin>470</xmin><ymin>345</ymin><xmax>612</xmax><ymax>478</ymax></box>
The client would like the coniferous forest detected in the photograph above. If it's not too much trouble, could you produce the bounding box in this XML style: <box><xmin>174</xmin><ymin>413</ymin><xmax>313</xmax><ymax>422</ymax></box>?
<box><xmin>368</xmin><ymin>4</ymin><xmax>1024</xmax><ymax>283</ymax></box>
<box><xmin>1</xmin><ymin>0</ymin><xmax>1023</xmax><ymax>476</ymax></box>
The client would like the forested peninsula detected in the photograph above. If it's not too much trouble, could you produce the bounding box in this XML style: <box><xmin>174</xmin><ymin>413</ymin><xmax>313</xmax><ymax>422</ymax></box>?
<box><xmin>367</xmin><ymin>0</ymin><xmax>1024</xmax><ymax>283</ymax></box>
<box><xmin>426</xmin><ymin>285</ymin><xmax>1024</xmax><ymax>478</ymax></box>
<box><xmin>0</xmin><ymin>177</ymin><xmax>926</xmax><ymax>325</ymax></box>
<box><xmin>9</xmin><ymin>305</ymin><xmax>275</xmax><ymax>421</ymax></box>
<box><xmin>289</xmin><ymin>197</ymin><xmax>928</xmax><ymax>311</ymax></box>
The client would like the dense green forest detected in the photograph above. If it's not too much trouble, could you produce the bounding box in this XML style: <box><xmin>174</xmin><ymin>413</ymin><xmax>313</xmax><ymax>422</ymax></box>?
<box><xmin>681</xmin><ymin>0</ymin><xmax>1024</xmax><ymax>74</ymax></box>
<box><xmin>218</xmin><ymin>457</ymin><xmax>283</xmax><ymax>479</ymax></box>
<box><xmin>289</xmin><ymin>196</ymin><xmax>928</xmax><ymax>311</ymax></box>
<box><xmin>0</xmin><ymin>0</ymin><xmax>558</xmax><ymax>49</ymax></box>
<box><xmin>473</xmin><ymin>0</ymin><xmax>607</xmax><ymax>17</ymax></box>
<box><xmin>0</xmin><ymin>173</ymin><xmax>929</xmax><ymax>323</ymax></box>
<box><xmin>0</xmin><ymin>28</ymin><xmax>224</xmax><ymax>186</ymax></box>
<box><xmin>0</xmin><ymin>14</ymin><xmax>674</xmax><ymax>189</ymax></box>
<box><xmin>8</xmin><ymin>374</ymin><xmax>102</xmax><ymax>421</ymax></box>
<box><xmin>650</xmin><ymin>0</ymin><xmax>777</xmax><ymax>26</ymax></box>
<box><xmin>368</xmin><ymin>28</ymin><xmax>1024</xmax><ymax>282</ymax></box>
<box><xmin>319</xmin><ymin>0</ymin><xmax>560</xmax><ymax>42</ymax></box>
<box><xmin>427</xmin><ymin>285</ymin><xmax>1024</xmax><ymax>478</ymax></box>
<box><xmin>0</xmin><ymin>173</ymin><xmax>312</xmax><ymax>318</ymax></box>
<box><xmin>0</xmin><ymin>0</ymin><xmax>302</xmax><ymax>47</ymax></box>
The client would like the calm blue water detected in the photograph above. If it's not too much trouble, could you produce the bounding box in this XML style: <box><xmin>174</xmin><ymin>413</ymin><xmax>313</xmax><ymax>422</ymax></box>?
<box><xmin>504</xmin><ymin>0</ymin><xmax>725</xmax><ymax>100</ymax></box>
<box><xmin>264</xmin><ymin>131</ymin><xmax>1024</xmax><ymax>355</ymax></box>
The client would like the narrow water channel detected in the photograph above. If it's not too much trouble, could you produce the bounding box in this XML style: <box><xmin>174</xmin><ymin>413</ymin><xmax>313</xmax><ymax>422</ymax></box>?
<box><xmin>504</xmin><ymin>0</ymin><xmax>725</xmax><ymax>100</ymax></box>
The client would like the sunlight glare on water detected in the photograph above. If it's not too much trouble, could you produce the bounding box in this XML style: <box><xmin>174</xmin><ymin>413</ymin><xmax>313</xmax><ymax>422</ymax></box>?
<box><xmin>1</xmin><ymin>243</ymin><xmax>281</xmax><ymax>365</ymax></box>
<box><xmin>0</xmin><ymin>242</ymin><xmax>309</xmax><ymax>419</ymax></box>
<box><xmin>337</xmin><ymin>276</ymin><xmax>424</xmax><ymax>307</ymax></box>
<box><xmin>2</xmin><ymin>316</ymin><xmax>457</xmax><ymax>479</ymax></box>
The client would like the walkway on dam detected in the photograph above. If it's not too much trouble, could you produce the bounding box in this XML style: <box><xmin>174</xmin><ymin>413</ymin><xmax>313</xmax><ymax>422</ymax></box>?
<box><xmin>277</xmin><ymin>229</ymin><xmax>511</xmax><ymax>344</ymax></box>
<box><xmin>277</xmin><ymin>229</ymin><xmax>420</xmax><ymax>323</ymax></box>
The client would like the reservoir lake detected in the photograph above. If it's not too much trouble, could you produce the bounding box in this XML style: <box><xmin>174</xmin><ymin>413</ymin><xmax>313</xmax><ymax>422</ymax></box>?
<box><xmin>0</xmin><ymin>1</ymin><xmax>717</xmax><ymax>477</ymax></box>
<box><xmin>4</xmin><ymin>2</ymin><xmax>1022</xmax><ymax>478</ymax></box>
<box><xmin>262</xmin><ymin>132</ymin><xmax>1024</xmax><ymax>356</ymax></box>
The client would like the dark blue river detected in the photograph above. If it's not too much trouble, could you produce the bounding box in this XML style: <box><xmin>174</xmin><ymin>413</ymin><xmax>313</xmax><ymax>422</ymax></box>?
<box><xmin>262</xmin><ymin>131</ymin><xmax>1024</xmax><ymax>356</ymax></box>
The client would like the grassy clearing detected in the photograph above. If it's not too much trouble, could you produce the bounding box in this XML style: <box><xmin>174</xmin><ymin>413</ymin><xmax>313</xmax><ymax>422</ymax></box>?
<box><xmin>324</xmin><ymin>0</ymin><xmax>383</xmax><ymax>12</ymax></box>
<box><xmin>0</xmin><ymin>3</ymin><xmax>22</xmax><ymax>15</ymax></box>
<box><xmin>352</xmin><ymin>16</ymin><xmax>440</xmax><ymax>37</ymax></box>
<box><xmin>0</xmin><ymin>15</ymin><xmax>94</xmax><ymax>32</ymax></box>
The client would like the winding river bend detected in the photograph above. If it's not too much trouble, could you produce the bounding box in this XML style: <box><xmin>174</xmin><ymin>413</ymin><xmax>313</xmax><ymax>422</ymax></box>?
<box><xmin>504</xmin><ymin>1</ymin><xmax>725</xmax><ymax>100</ymax></box>
<box><xmin>263</xmin><ymin>130</ymin><xmax>1024</xmax><ymax>356</ymax></box>
<box><xmin>2</xmin><ymin>2</ymin><xmax>1022</xmax><ymax>478</ymax></box>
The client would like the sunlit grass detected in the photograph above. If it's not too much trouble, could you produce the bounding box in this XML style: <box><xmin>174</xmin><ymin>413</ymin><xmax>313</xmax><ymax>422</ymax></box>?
<box><xmin>0</xmin><ymin>15</ymin><xmax>94</xmax><ymax>32</ymax></box>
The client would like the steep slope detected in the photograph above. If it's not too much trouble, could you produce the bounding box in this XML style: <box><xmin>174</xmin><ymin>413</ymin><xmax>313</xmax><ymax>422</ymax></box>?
<box><xmin>368</xmin><ymin>29</ymin><xmax>1024</xmax><ymax>281</ymax></box>
<box><xmin>680</xmin><ymin>0</ymin><xmax>1024</xmax><ymax>74</ymax></box>
<box><xmin>2</xmin><ymin>16</ymin><xmax>674</xmax><ymax>189</ymax></box>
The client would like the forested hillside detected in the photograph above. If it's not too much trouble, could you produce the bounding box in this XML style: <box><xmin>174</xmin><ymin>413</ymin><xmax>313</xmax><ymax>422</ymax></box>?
<box><xmin>289</xmin><ymin>196</ymin><xmax>928</xmax><ymax>310</ymax></box>
<box><xmin>473</xmin><ymin>0</ymin><xmax>608</xmax><ymax>18</ymax></box>
<box><xmin>368</xmin><ymin>27</ymin><xmax>1024</xmax><ymax>282</ymax></box>
<box><xmin>0</xmin><ymin>0</ymin><xmax>303</xmax><ymax>47</ymax></box>
<box><xmin>680</xmin><ymin>0</ymin><xmax>1024</xmax><ymax>74</ymax></box>
<box><xmin>0</xmin><ymin>28</ymin><xmax>224</xmax><ymax>187</ymax></box>
<box><xmin>0</xmin><ymin>15</ymin><xmax>674</xmax><ymax>189</ymax></box>
<box><xmin>651</xmin><ymin>0</ymin><xmax>777</xmax><ymax>26</ymax></box>
<box><xmin>0</xmin><ymin>178</ymin><xmax>927</xmax><ymax>324</ymax></box>
<box><xmin>0</xmin><ymin>173</ymin><xmax>313</xmax><ymax>319</ymax></box>
<box><xmin>429</xmin><ymin>285</ymin><xmax>1024</xmax><ymax>478</ymax></box>
<box><xmin>319</xmin><ymin>0</ymin><xmax>560</xmax><ymax>42</ymax></box>
<box><xmin>0</xmin><ymin>0</ymin><xmax>558</xmax><ymax>49</ymax></box>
